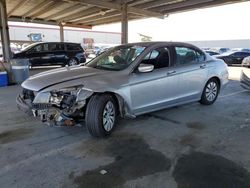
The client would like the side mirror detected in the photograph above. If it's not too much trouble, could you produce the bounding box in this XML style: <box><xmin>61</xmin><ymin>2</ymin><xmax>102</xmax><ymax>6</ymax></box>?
<box><xmin>138</xmin><ymin>63</ymin><xmax>154</xmax><ymax>73</ymax></box>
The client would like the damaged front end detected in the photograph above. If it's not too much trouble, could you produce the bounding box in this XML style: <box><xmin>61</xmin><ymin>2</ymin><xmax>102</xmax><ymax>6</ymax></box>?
<box><xmin>17</xmin><ymin>86</ymin><xmax>93</xmax><ymax>126</ymax></box>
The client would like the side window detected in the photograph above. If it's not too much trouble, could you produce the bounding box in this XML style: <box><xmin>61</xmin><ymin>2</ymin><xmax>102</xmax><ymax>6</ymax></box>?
<box><xmin>66</xmin><ymin>44</ymin><xmax>81</xmax><ymax>51</ymax></box>
<box><xmin>175</xmin><ymin>47</ymin><xmax>205</xmax><ymax>65</ymax></box>
<box><xmin>232</xmin><ymin>52</ymin><xmax>245</xmax><ymax>57</ymax></box>
<box><xmin>43</xmin><ymin>44</ymin><xmax>49</xmax><ymax>52</ymax></box>
<box><xmin>240</xmin><ymin>52</ymin><xmax>250</xmax><ymax>57</ymax></box>
<box><xmin>49</xmin><ymin>43</ymin><xmax>64</xmax><ymax>51</ymax></box>
<box><xmin>196</xmin><ymin>50</ymin><xmax>206</xmax><ymax>62</ymax></box>
<box><xmin>144</xmin><ymin>50</ymin><xmax>160</xmax><ymax>60</ymax></box>
<box><xmin>57</xmin><ymin>44</ymin><xmax>65</xmax><ymax>51</ymax></box>
<box><xmin>141</xmin><ymin>47</ymin><xmax>170</xmax><ymax>69</ymax></box>
<box><xmin>30</xmin><ymin>44</ymin><xmax>42</xmax><ymax>52</ymax></box>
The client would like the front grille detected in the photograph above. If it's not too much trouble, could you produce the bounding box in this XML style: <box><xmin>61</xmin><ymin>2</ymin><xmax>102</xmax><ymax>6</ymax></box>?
<box><xmin>32</xmin><ymin>103</ymin><xmax>52</xmax><ymax>110</ymax></box>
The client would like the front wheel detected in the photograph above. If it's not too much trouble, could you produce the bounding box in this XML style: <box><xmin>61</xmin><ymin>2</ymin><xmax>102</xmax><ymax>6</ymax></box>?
<box><xmin>200</xmin><ymin>78</ymin><xmax>219</xmax><ymax>105</ymax></box>
<box><xmin>85</xmin><ymin>94</ymin><xmax>117</xmax><ymax>137</ymax></box>
<box><xmin>68</xmin><ymin>58</ymin><xmax>79</xmax><ymax>66</ymax></box>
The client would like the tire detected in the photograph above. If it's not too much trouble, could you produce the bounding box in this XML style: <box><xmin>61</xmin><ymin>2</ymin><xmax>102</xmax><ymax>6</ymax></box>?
<box><xmin>85</xmin><ymin>94</ymin><xmax>118</xmax><ymax>137</ymax></box>
<box><xmin>68</xmin><ymin>58</ymin><xmax>79</xmax><ymax>66</ymax></box>
<box><xmin>200</xmin><ymin>78</ymin><xmax>220</xmax><ymax>105</ymax></box>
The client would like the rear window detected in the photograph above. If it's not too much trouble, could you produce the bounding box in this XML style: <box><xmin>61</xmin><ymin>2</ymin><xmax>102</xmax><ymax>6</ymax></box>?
<box><xmin>66</xmin><ymin>44</ymin><xmax>82</xmax><ymax>51</ymax></box>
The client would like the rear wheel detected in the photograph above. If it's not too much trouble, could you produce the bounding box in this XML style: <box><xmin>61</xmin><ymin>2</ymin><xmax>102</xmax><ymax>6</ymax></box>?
<box><xmin>200</xmin><ymin>78</ymin><xmax>219</xmax><ymax>105</ymax></box>
<box><xmin>68</xmin><ymin>58</ymin><xmax>79</xmax><ymax>66</ymax></box>
<box><xmin>85</xmin><ymin>94</ymin><xmax>117</xmax><ymax>137</ymax></box>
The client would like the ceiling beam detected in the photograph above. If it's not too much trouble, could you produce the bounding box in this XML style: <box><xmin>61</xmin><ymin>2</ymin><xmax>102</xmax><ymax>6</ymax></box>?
<box><xmin>63</xmin><ymin>23</ymin><xmax>92</xmax><ymax>29</ymax></box>
<box><xmin>22</xmin><ymin>0</ymin><xmax>53</xmax><ymax>18</ymax></box>
<box><xmin>127</xmin><ymin>0</ymin><xmax>153</xmax><ymax>6</ymax></box>
<box><xmin>128</xmin><ymin>6</ymin><xmax>164</xmax><ymax>18</ymax></box>
<box><xmin>7</xmin><ymin>0</ymin><xmax>30</xmax><ymax>17</ymax></box>
<box><xmin>151</xmin><ymin>0</ymin><xmax>214</xmax><ymax>12</ymax></box>
<box><xmin>87</xmin><ymin>14</ymin><xmax>141</xmax><ymax>26</ymax></box>
<box><xmin>134</xmin><ymin>0</ymin><xmax>186</xmax><ymax>9</ymax></box>
<box><xmin>160</xmin><ymin>0</ymin><xmax>245</xmax><ymax>14</ymax></box>
<box><xmin>80</xmin><ymin>12</ymin><xmax>122</xmax><ymax>25</ymax></box>
<box><xmin>43</xmin><ymin>4</ymin><xmax>86</xmax><ymax>21</ymax></box>
<box><xmin>92</xmin><ymin>16</ymin><xmax>143</xmax><ymax>26</ymax></box>
<box><xmin>30</xmin><ymin>1</ymin><xmax>62</xmax><ymax>19</ymax></box>
<box><xmin>66</xmin><ymin>0</ymin><xmax>164</xmax><ymax>18</ymax></box>
<box><xmin>8</xmin><ymin>16</ymin><xmax>58</xmax><ymax>25</ymax></box>
<box><xmin>74</xmin><ymin>10</ymin><xmax>121</xmax><ymax>24</ymax></box>
<box><xmin>8</xmin><ymin>16</ymin><xmax>92</xmax><ymax>29</ymax></box>
<box><xmin>58</xmin><ymin>7</ymin><xmax>103</xmax><ymax>22</ymax></box>
<box><xmin>66</xmin><ymin>0</ymin><xmax>121</xmax><ymax>9</ymax></box>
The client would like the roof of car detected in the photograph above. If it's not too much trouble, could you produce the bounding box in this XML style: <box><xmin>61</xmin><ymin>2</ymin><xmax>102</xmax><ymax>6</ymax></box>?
<box><xmin>116</xmin><ymin>41</ymin><xmax>201</xmax><ymax>49</ymax></box>
<box><xmin>32</xmin><ymin>42</ymin><xmax>81</xmax><ymax>45</ymax></box>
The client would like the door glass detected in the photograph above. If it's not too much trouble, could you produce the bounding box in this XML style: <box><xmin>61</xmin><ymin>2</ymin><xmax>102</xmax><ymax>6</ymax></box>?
<box><xmin>43</xmin><ymin>44</ymin><xmax>49</xmax><ymax>52</ymax></box>
<box><xmin>30</xmin><ymin>44</ymin><xmax>42</xmax><ymax>52</ymax></box>
<box><xmin>175</xmin><ymin>47</ymin><xmax>205</xmax><ymax>65</ymax></box>
<box><xmin>67</xmin><ymin>44</ymin><xmax>81</xmax><ymax>51</ymax></box>
<box><xmin>141</xmin><ymin>47</ymin><xmax>170</xmax><ymax>69</ymax></box>
<box><xmin>49</xmin><ymin>43</ymin><xmax>64</xmax><ymax>51</ymax></box>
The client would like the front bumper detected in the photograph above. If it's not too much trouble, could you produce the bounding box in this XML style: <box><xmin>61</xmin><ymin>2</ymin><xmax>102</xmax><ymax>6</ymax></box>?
<box><xmin>17</xmin><ymin>93</ymin><xmax>75</xmax><ymax>126</ymax></box>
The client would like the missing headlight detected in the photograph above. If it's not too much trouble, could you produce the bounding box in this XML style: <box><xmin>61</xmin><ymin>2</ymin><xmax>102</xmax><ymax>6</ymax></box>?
<box><xmin>61</xmin><ymin>94</ymin><xmax>76</xmax><ymax>110</ymax></box>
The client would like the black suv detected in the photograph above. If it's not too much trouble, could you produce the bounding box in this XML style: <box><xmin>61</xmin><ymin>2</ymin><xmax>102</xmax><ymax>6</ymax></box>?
<box><xmin>13</xmin><ymin>42</ymin><xmax>86</xmax><ymax>67</ymax></box>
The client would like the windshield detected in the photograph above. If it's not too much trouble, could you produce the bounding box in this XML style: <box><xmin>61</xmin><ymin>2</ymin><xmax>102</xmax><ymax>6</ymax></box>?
<box><xmin>86</xmin><ymin>45</ymin><xmax>145</xmax><ymax>71</ymax></box>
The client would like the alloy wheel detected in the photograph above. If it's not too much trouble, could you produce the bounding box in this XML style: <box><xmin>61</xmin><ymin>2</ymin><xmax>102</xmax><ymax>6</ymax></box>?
<box><xmin>69</xmin><ymin>58</ymin><xmax>78</xmax><ymax>66</ymax></box>
<box><xmin>102</xmin><ymin>101</ymin><xmax>115</xmax><ymax>132</ymax></box>
<box><xmin>205</xmin><ymin>81</ymin><xmax>218</xmax><ymax>102</ymax></box>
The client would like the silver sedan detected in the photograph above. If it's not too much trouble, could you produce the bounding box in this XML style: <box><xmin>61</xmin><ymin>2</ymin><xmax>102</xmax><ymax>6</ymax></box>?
<box><xmin>17</xmin><ymin>42</ymin><xmax>229</xmax><ymax>137</ymax></box>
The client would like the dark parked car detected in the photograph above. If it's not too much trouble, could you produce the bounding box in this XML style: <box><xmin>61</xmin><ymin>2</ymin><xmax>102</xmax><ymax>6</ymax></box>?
<box><xmin>13</xmin><ymin>42</ymin><xmax>86</xmax><ymax>67</ymax></box>
<box><xmin>215</xmin><ymin>51</ymin><xmax>250</xmax><ymax>66</ymax></box>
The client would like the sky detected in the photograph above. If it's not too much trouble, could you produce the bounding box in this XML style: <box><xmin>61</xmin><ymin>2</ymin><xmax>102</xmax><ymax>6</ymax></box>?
<box><xmin>94</xmin><ymin>1</ymin><xmax>250</xmax><ymax>42</ymax></box>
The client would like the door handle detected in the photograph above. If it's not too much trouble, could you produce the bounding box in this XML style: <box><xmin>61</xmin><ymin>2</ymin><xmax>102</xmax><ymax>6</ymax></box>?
<box><xmin>167</xmin><ymin>70</ymin><xmax>176</xmax><ymax>76</ymax></box>
<box><xmin>200</xmin><ymin>64</ymin><xmax>206</xmax><ymax>69</ymax></box>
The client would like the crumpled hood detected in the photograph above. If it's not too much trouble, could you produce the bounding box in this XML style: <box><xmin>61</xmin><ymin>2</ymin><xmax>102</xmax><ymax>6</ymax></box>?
<box><xmin>21</xmin><ymin>66</ymin><xmax>107</xmax><ymax>91</ymax></box>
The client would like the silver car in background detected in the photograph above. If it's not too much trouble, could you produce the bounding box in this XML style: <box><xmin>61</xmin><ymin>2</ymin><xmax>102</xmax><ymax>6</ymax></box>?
<box><xmin>17</xmin><ymin>42</ymin><xmax>229</xmax><ymax>137</ymax></box>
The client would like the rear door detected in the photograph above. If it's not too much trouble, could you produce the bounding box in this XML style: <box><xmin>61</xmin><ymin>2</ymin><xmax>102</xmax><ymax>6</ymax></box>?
<box><xmin>48</xmin><ymin>43</ymin><xmax>66</xmax><ymax>65</ymax></box>
<box><xmin>39</xmin><ymin>43</ymin><xmax>54</xmax><ymax>65</ymax></box>
<box><xmin>65</xmin><ymin>43</ymin><xmax>82</xmax><ymax>62</ymax></box>
<box><xmin>172</xmin><ymin>46</ymin><xmax>208</xmax><ymax>101</ymax></box>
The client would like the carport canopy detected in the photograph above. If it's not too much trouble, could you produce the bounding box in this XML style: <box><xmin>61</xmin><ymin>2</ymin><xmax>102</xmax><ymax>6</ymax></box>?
<box><xmin>0</xmin><ymin>0</ymin><xmax>247</xmax><ymax>62</ymax></box>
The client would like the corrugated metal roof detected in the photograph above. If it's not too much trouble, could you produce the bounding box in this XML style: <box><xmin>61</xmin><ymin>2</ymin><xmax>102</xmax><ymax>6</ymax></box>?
<box><xmin>6</xmin><ymin>0</ymin><xmax>247</xmax><ymax>28</ymax></box>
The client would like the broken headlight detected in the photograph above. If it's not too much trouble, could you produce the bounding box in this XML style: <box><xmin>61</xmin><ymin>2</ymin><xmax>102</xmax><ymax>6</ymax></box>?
<box><xmin>50</xmin><ymin>86</ymin><xmax>93</xmax><ymax>108</ymax></box>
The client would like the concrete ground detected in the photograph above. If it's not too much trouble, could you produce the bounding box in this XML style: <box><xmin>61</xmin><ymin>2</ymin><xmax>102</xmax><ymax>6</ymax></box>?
<box><xmin>0</xmin><ymin>67</ymin><xmax>250</xmax><ymax>188</ymax></box>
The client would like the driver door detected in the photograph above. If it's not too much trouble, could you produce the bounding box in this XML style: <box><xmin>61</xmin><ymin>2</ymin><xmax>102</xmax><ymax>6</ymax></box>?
<box><xmin>129</xmin><ymin>47</ymin><xmax>179</xmax><ymax>115</ymax></box>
